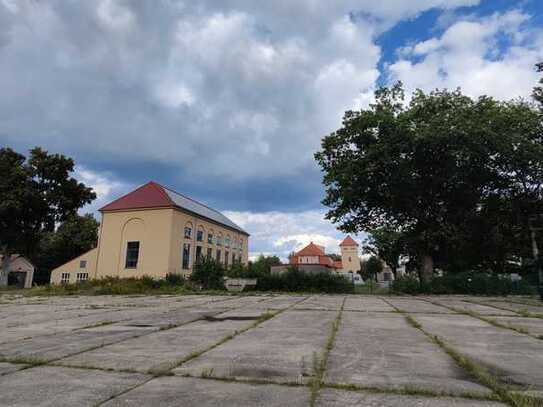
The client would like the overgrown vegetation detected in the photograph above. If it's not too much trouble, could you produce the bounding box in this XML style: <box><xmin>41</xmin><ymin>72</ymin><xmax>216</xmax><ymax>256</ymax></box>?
<box><xmin>391</xmin><ymin>273</ymin><xmax>537</xmax><ymax>296</ymax></box>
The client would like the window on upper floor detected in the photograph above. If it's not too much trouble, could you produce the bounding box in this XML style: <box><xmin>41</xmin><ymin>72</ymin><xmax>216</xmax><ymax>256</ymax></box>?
<box><xmin>217</xmin><ymin>234</ymin><xmax>223</xmax><ymax>246</ymax></box>
<box><xmin>184</xmin><ymin>222</ymin><xmax>193</xmax><ymax>239</ymax></box>
<box><xmin>196</xmin><ymin>246</ymin><xmax>203</xmax><ymax>264</ymax></box>
<box><xmin>225</xmin><ymin>236</ymin><xmax>231</xmax><ymax>248</ymax></box>
<box><xmin>208</xmin><ymin>231</ymin><xmax>214</xmax><ymax>244</ymax></box>
<box><xmin>207</xmin><ymin>247</ymin><xmax>213</xmax><ymax>259</ymax></box>
<box><xmin>197</xmin><ymin>228</ymin><xmax>204</xmax><ymax>242</ymax></box>
<box><xmin>125</xmin><ymin>241</ymin><xmax>140</xmax><ymax>269</ymax></box>
<box><xmin>80</xmin><ymin>260</ymin><xmax>87</xmax><ymax>269</ymax></box>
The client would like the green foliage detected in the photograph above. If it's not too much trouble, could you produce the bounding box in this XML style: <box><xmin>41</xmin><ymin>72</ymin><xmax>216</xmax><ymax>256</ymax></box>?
<box><xmin>0</xmin><ymin>147</ymin><xmax>95</xmax><ymax>285</ymax></box>
<box><xmin>361</xmin><ymin>256</ymin><xmax>383</xmax><ymax>282</ymax></box>
<box><xmin>391</xmin><ymin>273</ymin><xmax>537</xmax><ymax>296</ymax></box>
<box><xmin>315</xmin><ymin>83</ymin><xmax>543</xmax><ymax>280</ymax></box>
<box><xmin>165</xmin><ymin>272</ymin><xmax>185</xmax><ymax>286</ymax></box>
<box><xmin>255</xmin><ymin>267</ymin><xmax>354</xmax><ymax>293</ymax></box>
<box><xmin>364</xmin><ymin>227</ymin><xmax>405</xmax><ymax>276</ymax></box>
<box><xmin>248</xmin><ymin>254</ymin><xmax>281</xmax><ymax>276</ymax></box>
<box><xmin>190</xmin><ymin>257</ymin><xmax>225</xmax><ymax>289</ymax></box>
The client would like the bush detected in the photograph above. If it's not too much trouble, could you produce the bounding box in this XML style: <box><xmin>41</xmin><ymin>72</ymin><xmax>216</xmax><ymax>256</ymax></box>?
<box><xmin>255</xmin><ymin>267</ymin><xmax>354</xmax><ymax>293</ymax></box>
<box><xmin>391</xmin><ymin>272</ymin><xmax>537</xmax><ymax>296</ymax></box>
<box><xmin>190</xmin><ymin>257</ymin><xmax>225</xmax><ymax>290</ymax></box>
<box><xmin>165</xmin><ymin>273</ymin><xmax>185</xmax><ymax>286</ymax></box>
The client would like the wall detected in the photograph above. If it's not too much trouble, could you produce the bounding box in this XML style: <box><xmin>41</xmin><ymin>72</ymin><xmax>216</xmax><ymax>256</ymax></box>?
<box><xmin>340</xmin><ymin>245</ymin><xmax>360</xmax><ymax>273</ymax></box>
<box><xmin>50</xmin><ymin>248</ymin><xmax>97</xmax><ymax>285</ymax></box>
<box><xmin>169</xmin><ymin>209</ymin><xmax>249</xmax><ymax>277</ymax></box>
<box><xmin>95</xmin><ymin>208</ymin><xmax>174</xmax><ymax>279</ymax></box>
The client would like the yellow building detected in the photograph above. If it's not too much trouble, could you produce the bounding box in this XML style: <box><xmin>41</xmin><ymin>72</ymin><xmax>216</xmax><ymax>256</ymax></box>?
<box><xmin>50</xmin><ymin>181</ymin><xmax>249</xmax><ymax>284</ymax></box>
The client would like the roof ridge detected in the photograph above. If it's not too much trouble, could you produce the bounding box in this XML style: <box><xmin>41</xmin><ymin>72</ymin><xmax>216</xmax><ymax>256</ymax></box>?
<box><xmin>150</xmin><ymin>181</ymin><xmax>175</xmax><ymax>206</ymax></box>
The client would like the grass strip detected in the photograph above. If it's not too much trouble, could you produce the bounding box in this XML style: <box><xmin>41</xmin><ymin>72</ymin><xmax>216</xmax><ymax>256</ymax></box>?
<box><xmin>404</xmin><ymin>313</ymin><xmax>543</xmax><ymax>407</ymax></box>
<box><xmin>309</xmin><ymin>297</ymin><xmax>346</xmax><ymax>407</ymax></box>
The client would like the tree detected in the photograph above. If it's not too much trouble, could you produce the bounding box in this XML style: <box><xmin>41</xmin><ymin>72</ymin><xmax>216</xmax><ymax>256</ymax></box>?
<box><xmin>361</xmin><ymin>256</ymin><xmax>383</xmax><ymax>282</ymax></box>
<box><xmin>315</xmin><ymin>83</ymin><xmax>543</xmax><ymax>282</ymax></box>
<box><xmin>533</xmin><ymin>62</ymin><xmax>543</xmax><ymax>107</ymax></box>
<box><xmin>364</xmin><ymin>227</ymin><xmax>405</xmax><ymax>277</ymax></box>
<box><xmin>249</xmin><ymin>254</ymin><xmax>282</xmax><ymax>275</ymax></box>
<box><xmin>35</xmin><ymin>214</ymin><xmax>99</xmax><ymax>284</ymax></box>
<box><xmin>0</xmin><ymin>147</ymin><xmax>95</xmax><ymax>286</ymax></box>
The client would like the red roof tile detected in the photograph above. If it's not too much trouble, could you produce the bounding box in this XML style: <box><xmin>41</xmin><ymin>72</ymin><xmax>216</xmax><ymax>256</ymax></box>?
<box><xmin>339</xmin><ymin>236</ymin><xmax>358</xmax><ymax>247</ymax></box>
<box><xmin>295</xmin><ymin>242</ymin><xmax>326</xmax><ymax>257</ymax></box>
<box><xmin>99</xmin><ymin>181</ymin><xmax>174</xmax><ymax>211</ymax></box>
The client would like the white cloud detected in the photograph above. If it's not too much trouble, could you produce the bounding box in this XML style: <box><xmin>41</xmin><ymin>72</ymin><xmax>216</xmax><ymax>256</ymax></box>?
<box><xmin>74</xmin><ymin>166</ymin><xmax>132</xmax><ymax>215</ymax></box>
<box><xmin>387</xmin><ymin>10</ymin><xmax>543</xmax><ymax>100</ymax></box>
<box><xmin>225</xmin><ymin>209</ymin><xmax>366</xmax><ymax>262</ymax></box>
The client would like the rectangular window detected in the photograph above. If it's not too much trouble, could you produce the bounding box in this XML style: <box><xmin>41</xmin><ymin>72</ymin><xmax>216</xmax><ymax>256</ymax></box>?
<box><xmin>384</xmin><ymin>272</ymin><xmax>391</xmax><ymax>282</ymax></box>
<box><xmin>125</xmin><ymin>241</ymin><xmax>140</xmax><ymax>269</ymax></box>
<box><xmin>207</xmin><ymin>248</ymin><xmax>212</xmax><ymax>258</ymax></box>
<box><xmin>195</xmin><ymin>246</ymin><xmax>202</xmax><ymax>264</ymax></box>
<box><xmin>182</xmin><ymin>243</ymin><xmax>191</xmax><ymax>269</ymax></box>
<box><xmin>76</xmin><ymin>272</ymin><xmax>89</xmax><ymax>283</ymax></box>
<box><xmin>79</xmin><ymin>260</ymin><xmax>87</xmax><ymax>269</ymax></box>
<box><xmin>184</xmin><ymin>227</ymin><xmax>192</xmax><ymax>239</ymax></box>
<box><xmin>208</xmin><ymin>233</ymin><xmax>213</xmax><ymax>244</ymax></box>
<box><xmin>225</xmin><ymin>251</ymin><xmax>229</xmax><ymax>267</ymax></box>
<box><xmin>216</xmin><ymin>249</ymin><xmax>221</xmax><ymax>263</ymax></box>
<box><xmin>232</xmin><ymin>254</ymin><xmax>236</xmax><ymax>264</ymax></box>
<box><xmin>60</xmin><ymin>272</ymin><xmax>70</xmax><ymax>284</ymax></box>
<box><xmin>197</xmin><ymin>230</ymin><xmax>203</xmax><ymax>242</ymax></box>
<box><xmin>217</xmin><ymin>237</ymin><xmax>222</xmax><ymax>246</ymax></box>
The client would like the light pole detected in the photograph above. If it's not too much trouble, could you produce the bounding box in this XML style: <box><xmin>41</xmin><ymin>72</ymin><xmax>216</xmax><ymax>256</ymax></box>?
<box><xmin>529</xmin><ymin>216</ymin><xmax>543</xmax><ymax>301</ymax></box>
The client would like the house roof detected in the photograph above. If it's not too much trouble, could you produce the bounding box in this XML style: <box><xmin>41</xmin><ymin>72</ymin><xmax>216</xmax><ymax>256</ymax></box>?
<box><xmin>340</xmin><ymin>236</ymin><xmax>358</xmax><ymax>247</ymax></box>
<box><xmin>99</xmin><ymin>181</ymin><xmax>248</xmax><ymax>235</ymax></box>
<box><xmin>333</xmin><ymin>260</ymin><xmax>343</xmax><ymax>269</ymax></box>
<box><xmin>294</xmin><ymin>242</ymin><xmax>326</xmax><ymax>257</ymax></box>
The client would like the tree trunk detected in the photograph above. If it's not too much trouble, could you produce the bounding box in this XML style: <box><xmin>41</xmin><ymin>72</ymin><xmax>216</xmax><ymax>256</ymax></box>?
<box><xmin>0</xmin><ymin>249</ymin><xmax>10</xmax><ymax>287</ymax></box>
<box><xmin>420</xmin><ymin>254</ymin><xmax>434</xmax><ymax>283</ymax></box>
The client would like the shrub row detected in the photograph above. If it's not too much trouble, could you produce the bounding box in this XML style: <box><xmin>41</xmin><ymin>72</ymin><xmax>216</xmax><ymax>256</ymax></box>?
<box><xmin>391</xmin><ymin>272</ymin><xmax>537</xmax><ymax>296</ymax></box>
<box><xmin>255</xmin><ymin>267</ymin><xmax>354</xmax><ymax>293</ymax></box>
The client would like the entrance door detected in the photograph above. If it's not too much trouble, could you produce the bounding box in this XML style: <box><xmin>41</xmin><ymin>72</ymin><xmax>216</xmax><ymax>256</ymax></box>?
<box><xmin>8</xmin><ymin>272</ymin><xmax>26</xmax><ymax>288</ymax></box>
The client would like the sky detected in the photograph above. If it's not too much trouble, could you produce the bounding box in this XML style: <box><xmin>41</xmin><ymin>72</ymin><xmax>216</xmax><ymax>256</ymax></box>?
<box><xmin>1</xmin><ymin>0</ymin><xmax>542</xmax><ymax>261</ymax></box>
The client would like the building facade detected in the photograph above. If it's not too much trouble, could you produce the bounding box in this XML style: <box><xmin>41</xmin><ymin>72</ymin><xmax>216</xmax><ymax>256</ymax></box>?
<box><xmin>271</xmin><ymin>236</ymin><xmax>360</xmax><ymax>275</ymax></box>
<box><xmin>1</xmin><ymin>255</ymin><xmax>34</xmax><ymax>288</ymax></box>
<box><xmin>50</xmin><ymin>182</ymin><xmax>249</xmax><ymax>284</ymax></box>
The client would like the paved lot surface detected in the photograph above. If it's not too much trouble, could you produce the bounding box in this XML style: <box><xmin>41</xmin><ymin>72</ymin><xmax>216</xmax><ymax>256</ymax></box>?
<box><xmin>1</xmin><ymin>293</ymin><xmax>542</xmax><ymax>406</ymax></box>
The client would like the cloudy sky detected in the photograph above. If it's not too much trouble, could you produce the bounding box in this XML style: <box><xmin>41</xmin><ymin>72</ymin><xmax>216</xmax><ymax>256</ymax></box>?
<box><xmin>1</xmin><ymin>0</ymin><xmax>542</xmax><ymax>260</ymax></box>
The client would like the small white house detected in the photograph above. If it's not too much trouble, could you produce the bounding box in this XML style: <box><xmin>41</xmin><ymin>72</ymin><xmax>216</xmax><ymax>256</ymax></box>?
<box><xmin>1</xmin><ymin>255</ymin><xmax>35</xmax><ymax>288</ymax></box>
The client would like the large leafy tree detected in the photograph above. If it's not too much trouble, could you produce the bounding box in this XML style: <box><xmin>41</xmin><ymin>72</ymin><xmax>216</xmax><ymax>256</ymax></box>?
<box><xmin>0</xmin><ymin>147</ymin><xmax>95</xmax><ymax>286</ymax></box>
<box><xmin>315</xmin><ymin>83</ymin><xmax>543</xmax><ymax>281</ymax></box>
<box><xmin>363</xmin><ymin>227</ymin><xmax>405</xmax><ymax>277</ymax></box>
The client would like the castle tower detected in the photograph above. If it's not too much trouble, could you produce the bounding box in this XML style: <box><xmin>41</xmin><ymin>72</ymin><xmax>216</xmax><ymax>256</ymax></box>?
<box><xmin>340</xmin><ymin>236</ymin><xmax>360</xmax><ymax>273</ymax></box>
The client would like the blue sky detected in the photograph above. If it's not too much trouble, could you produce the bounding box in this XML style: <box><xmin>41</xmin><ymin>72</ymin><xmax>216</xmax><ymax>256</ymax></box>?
<box><xmin>1</xmin><ymin>0</ymin><xmax>542</xmax><ymax>260</ymax></box>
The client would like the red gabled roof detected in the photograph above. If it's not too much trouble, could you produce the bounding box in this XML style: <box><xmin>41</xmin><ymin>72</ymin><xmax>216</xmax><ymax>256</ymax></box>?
<box><xmin>99</xmin><ymin>181</ymin><xmax>174</xmax><ymax>212</ymax></box>
<box><xmin>333</xmin><ymin>260</ymin><xmax>343</xmax><ymax>269</ymax></box>
<box><xmin>295</xmin><ymin>242</ymin><xmax>325</xmax><ymax>257</ymax></box>
<box><xmin>340</xmin><ymin>236</ymin><xmax>358</xmax><ymax>247</ymax></box>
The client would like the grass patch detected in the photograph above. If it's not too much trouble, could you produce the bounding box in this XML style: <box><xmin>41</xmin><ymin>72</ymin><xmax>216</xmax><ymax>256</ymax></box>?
<box><xmin>2</xmin><ymin>355</ymin><xmax>48</xmax><ymax>367</ymax></box>
<box><xmin>75</xmin><ymin>320</ymin><xmax>115</xmax><ymax>330</ymax></box>
<box><xmin>325</xmin><ymin>382</ymin><xmax>497</xmax><ymax>401</ymax></box>
<box><xmin>309</xmin><ymin>297</ymin><xmax>345</xmax><ymax>407</ymax></box>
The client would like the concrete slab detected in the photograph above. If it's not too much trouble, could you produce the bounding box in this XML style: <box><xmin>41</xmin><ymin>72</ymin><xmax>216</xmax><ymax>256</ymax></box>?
<box><xmin>0</xmin><ymin>366</ymin><xmax>148</xmax><ymax>407</ymax></box>
<box><xmin>479</xmin><ymin>300</ymin><xmax>543</xmax><ymax>315</ymax></box>
<box><xmin>325</xmin><ymin>312</ymin><xmax>490</xmax><ymax>395</ymax></box>
<box><xmin>416</xmin><ymin>314</ymin><xmax>543</xmax><ymax>390</ymax></box>
<box><xmin>294</xmin><ymin>295</ymin><xmax>345</xmax><ymax>310</ymax></box>
<box><xmin>490</xmin><ymin>316</ymin><xmax>543</xmax><ymax>336</ymax></box>
<box><xmin>427</xmin><ymin>299</ymin><xmax>516</xmax><ymax>316</ymax></box>
<box><xmin>317</xmin><ymin>388</ymin><xmax>506</xmax><ymax>407</ymax></box>
<box><xmin>102</xmin><ymin>376</ymin><xmax>309</xmax><ymax>407</ymax></box>
<box><xmin>174</xmin><ymin>309</ymin><xmax>337</xmax><ymax>382</ymax></box>
<box><xmin>59</xmin><ymin>311</ymin><xmax>261</xmax><ymax>373</ymax></box>
<box><xmin>0</xmin><ymin>362</ymin><xmax>26</xmax><ymax>376</ymax></box>
<box><xmin>254</xmin><ymin>295</ymin><xmax>308</xmax><ymax>310</ymax></box>
<box><xmin>386</xmin><ymin>298</ymin><xmax>455</xmax><ymax>314</ymax></box>
<box><xmin>343</xmin><ymin>296</ymin><xmax>395</xmax><ymax>312</ymax></box>
<box><xmin>0</xmin><ymin>323</ymin><xmax>158</xmax><ymax>361</ymax></box>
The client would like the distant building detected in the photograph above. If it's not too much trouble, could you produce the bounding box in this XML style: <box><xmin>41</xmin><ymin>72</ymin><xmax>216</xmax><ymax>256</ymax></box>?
<box><xmin>1</xmin><ymin>255</ymin><xmax>34</xmax><ymax>288</ymax></box>
<box><xmin>50</xmin><ymin>181</ymin><xmax>249</xmax><ymax>284</ymax></box>
<box><xmin>271</xmin><ymin>236</ymin><xmax>361</xmax><ymax>275</ymax></box>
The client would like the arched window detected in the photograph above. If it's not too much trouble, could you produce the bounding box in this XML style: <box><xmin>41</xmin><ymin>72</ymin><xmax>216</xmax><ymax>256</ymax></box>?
<box><xmin>207</xmin><ymin>229</ymin><xmax>214</xmax><ymax>244</ymax></box>
<box><xmin>196</xmin><ymin>225</ymin><xmax>205</xmax><ymax>242</ymax></box>
<box><xmin>217</xmin><ymin>232</ymin><xmax>223</xmax><ymax>246</ymax></box>
<box><xmin>225</xmin><ymin>235</ymin><xmax>231</xmax><ymax>248</ymax></box>
<box><xmin>184</xmin><ymin>222</ymin><xmax>193</xmax><ymax>239</ymax></box>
